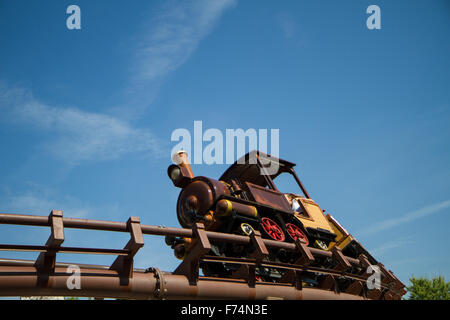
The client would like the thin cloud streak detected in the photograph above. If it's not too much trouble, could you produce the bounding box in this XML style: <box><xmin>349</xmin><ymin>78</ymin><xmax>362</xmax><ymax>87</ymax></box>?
<box><xmin>0</xmin><ymin>183</ymin><xmax>126</xmax><ymax>221</ymax></box>
<box><xmin>0</xmin><ymin>1</ymin><xmax>238</xmax><ymax>163</ymax></box>
<box><xmin>276</xmin><ymin>12</ymin><xmax>297</xmax><ymax>39</ymax></box>
<box><xmin>0</xmin><ymin>85</ymin><xmax>164</xmax><ymax>165</ymax></box>
<box><xmin>121</xmin><ymin>0</ymin><xmax>237</xmax><ymax>117</ymax></box>
<box><xmin>361</xmin><ymin>199</ymin><xmax>450</xmax><ymax>235</ymax></box>
<box><xmin>132</xmin><ymin>0</ymin><xmax>236</xmax><ymax>82</ymax></box>
<box><xmin>369</xmin><ymin>237</ymin><xmax>414</xmax><ymax>257</ymax></box>
<box><xmin>1</xmin><ymin>188</ymin><xmax>90</xmax><ymax>218</ymax></box>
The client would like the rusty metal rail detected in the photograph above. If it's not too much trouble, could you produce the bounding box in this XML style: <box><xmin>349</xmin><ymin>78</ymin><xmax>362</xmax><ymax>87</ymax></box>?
<box><xmin>0</xmin><ymin>258</ymin><xmax>370</xmax><ymax>300</ymax></box>
<box><xmin>0</xmin><ymin>212</ymin><xmax>360</xmax><ymax>265</ymax></box>
<box><xmin>0</xmin><ymin>210</ymin><xmax>405</xmax><ymax>299</ymax></box>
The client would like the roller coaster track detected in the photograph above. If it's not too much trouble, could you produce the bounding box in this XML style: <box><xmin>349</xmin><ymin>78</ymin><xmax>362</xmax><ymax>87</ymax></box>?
<box><xmin>0</xmin><ymin>210</ymin><xmax>405</xmax><ymax>300</ymax></box>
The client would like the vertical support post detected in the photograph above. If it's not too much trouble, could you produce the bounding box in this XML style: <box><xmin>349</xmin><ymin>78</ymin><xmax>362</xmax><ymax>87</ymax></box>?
<box><xmin>231</xmin><ymin>230</ymin><xmax>269</xmax><ymax>287</ymax></box>
<box><xmin>367</xmin><ymin>288</ymin><xmax>383</xmax><ymax>300</ymax></box>
<box><xmin>319</xmin><ymin>247</ymin><xmax>351</xmax><ymax>292</ymax></box>
<box><xmin>345</xmin><ymin>281</ymin><xmax>364</xmax><ymax>296</ymax></box>
<box><xmin>110</xmin><ymin>216</ymin><xmax>144</xmax><ymax>285</ymax></box>
<box><xmin>358</xmin><ymin>254</ymin><xmax>371</xmax><ymax>269</ymax></box>
<box><xmin>279</xmin><ymin>239</ymin><xmax>314</xmax><ymax>290</ymax></box>
<box><xmin>377</xmin><ymin>262</ymin><xmax>405</xmax><ymax>299</ymax></box>
<box><xmin>358</xmin><ymin>255</ymin><xmax>403</xmax><ymax>299</ymax></box>
<box><xmin>295</xmin><ymin>239</ymin><xmax>315</xmax><ymax>265</ymax></box>
<box><xmin>249</xmin><ymin>230</ymin><xmax>268</xmax><ymax>287</ymax></box>
<box><xmin>250</xmin><ymin>230</ymin><xmax>269</xmax><ymax>262</ymax></box>
<box><xmin>173</xmin><ymin>223</ymin><xmax>211</xmax><ymax>285</ymax></box>
<box><xmin>34</xmin><ymin>210</ymin><xmax>65</xmax><ymax>286</ymax></box>
<box><xmin>331</xmin><ymin>246</ymin><xmax>352</xmax><ymax>272</ymax></box>
<box><xmin>320</xmin><ymin>275</ymin><xmax>337</xmax><ymax>292</ymax></box>
<box><xmin>357</xmin><ymin>254</ymin><xmax>371</xmax><ymax>298</ymax></box>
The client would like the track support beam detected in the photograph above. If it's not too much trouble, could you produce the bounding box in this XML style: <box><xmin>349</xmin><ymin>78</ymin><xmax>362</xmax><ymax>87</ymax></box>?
<box><xmin>34</xmin><ymin>210</ymin><xmax>65</xmax><ymax>286</ymax></box>
<box><xmin>110</xmin><ymin>216</ymin><xmax>144</xmax><ymax>285</ymax></box>
<box><xmin>173</xmin><ymin>223</ymin><xmax>211</xmax><ymax>285</ymax></box>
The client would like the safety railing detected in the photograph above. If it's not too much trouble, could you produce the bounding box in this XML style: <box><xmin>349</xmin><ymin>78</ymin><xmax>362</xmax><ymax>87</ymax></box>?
<box><xmin>0</xmin><ymin>210</ymin><xmax>405</xmax><ymax>299</ymax></box>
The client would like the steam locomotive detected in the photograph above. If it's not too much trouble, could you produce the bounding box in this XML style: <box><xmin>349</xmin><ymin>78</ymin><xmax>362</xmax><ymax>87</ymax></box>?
<box><xmin>166</xmin><ymin>150</ymin><xmax>378</xmax><ymax>281</ymax></box>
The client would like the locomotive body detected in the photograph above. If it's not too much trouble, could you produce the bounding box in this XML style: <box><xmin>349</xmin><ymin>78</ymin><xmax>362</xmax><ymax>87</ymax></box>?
<box><xmin>167</xmin><ymin>150</ymin><xmax>377</xmax><ymax>278</ymax></box>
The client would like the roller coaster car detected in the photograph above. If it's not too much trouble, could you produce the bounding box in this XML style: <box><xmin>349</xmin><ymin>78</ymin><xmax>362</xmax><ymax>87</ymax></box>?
<box><xmin>167</xmin><ymin>150</ymin><xmax>377</xmax><ymax>266</ymax></box>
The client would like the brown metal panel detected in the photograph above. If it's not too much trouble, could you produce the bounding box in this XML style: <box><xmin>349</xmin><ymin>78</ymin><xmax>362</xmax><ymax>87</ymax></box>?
<box><xmin>110</xmin><ymin>217</ymin><xmax>144</xmax><ymax>283</ymax></box>
<box><xmin>250</xmin><ymin>230</ymin><xmax>269</xmax><ymax>260</ymax></box>
<box><xmin>345</xmin><ymin>281</ymin><xmax>363</xmax><ymax>296</ymax></box>
<box><xmin>319</xmin><ymin>275</ymin><xmax>336</xmax><ymax>291</ymax></box>
<box><xmin>331</xmin><ymin>246</ymin><xmax>352</xmax><ymax>272</ymax></box>
<box><xmin>245</xmin><ymin>182</ymin><xmax>292</xmax><ymax>212</ymax></box>
<box><xmin>296</xmin><ymin>239</ymin><xmax>315</xmax><ymax>265</ymax></box>
<box><xmin>34</xmin><ymin>210</ymin><xmax>65</xmax><ymax>283</ymax></box>
<box><xmin>367</xmin><ymin>288</ymin><xmax>383</xmax><ymax>300</ymax></box>
<box><xmin>173</xmin><ymin>223</ymin><xmax>211</xmax><ymax>285</ymax></box>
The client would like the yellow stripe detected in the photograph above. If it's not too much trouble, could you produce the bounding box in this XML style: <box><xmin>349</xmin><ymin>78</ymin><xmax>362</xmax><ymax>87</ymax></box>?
<box><xmin>217</xmin><ymin>200</ymin><xmax>233</xmax><ymax>216</ymax></box>
<box><xmin>223</xmin><ymin>200</ymin><xmax>231</xmax><ymax>215</ymax></box>
<box><xmin>337</xmin><ymin>236</ymin><xmax>353</xmax><ymax>250</ymax></box>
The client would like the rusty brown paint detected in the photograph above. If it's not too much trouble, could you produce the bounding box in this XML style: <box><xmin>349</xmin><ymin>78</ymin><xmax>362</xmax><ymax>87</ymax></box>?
<box><xmin>0</xmin><ymin>211</ymin><xmax>405</xmax><ymax>299</ymax></box>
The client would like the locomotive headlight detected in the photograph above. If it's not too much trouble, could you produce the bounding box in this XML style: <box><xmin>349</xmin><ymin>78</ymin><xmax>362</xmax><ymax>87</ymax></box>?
<box><xmin>167</xmin><ymin>164</ymin><xmax>192</xmax><ymax>188</ymax></box>
<box><xmin>168</xmin><ymin>164</ymin><xmax>181</xmax><ymax>181</ymax></box>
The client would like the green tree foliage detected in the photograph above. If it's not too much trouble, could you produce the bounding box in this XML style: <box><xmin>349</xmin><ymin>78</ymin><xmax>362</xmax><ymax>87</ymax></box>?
<box><xmin>406</xmin><ymin>275</ymin><xmax>450</xmax><ymax>300</ymax></box>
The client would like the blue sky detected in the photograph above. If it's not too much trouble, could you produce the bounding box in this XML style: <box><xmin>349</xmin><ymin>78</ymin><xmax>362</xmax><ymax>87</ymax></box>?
<box><xmin>0</xmin><ymin>0</ymin><xmax>449</xmax><ymax>289</ymax></box>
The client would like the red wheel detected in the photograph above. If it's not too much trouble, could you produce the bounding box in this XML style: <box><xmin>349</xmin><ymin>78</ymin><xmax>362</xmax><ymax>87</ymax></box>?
<box><xmin>285</xmin><ymin>223</ymin><xmax>309</xmax><ymax>245</ymax></box>
<box><xmin>261</xmin><ymin>217</ymin><xmax>285</xmax><ymax>242</ymax></box>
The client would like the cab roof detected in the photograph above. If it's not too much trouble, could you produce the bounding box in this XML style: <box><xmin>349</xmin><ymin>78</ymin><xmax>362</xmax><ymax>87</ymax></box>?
<box><xmin>219</xmin><ymin>151</ymin><xmax>296</xmax><ymax>187</ymax></box>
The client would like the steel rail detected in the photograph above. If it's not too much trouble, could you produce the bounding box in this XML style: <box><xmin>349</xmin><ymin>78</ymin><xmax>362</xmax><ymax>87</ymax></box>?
<box><xmin>200</xmin><ymin>255</ymin><xmax>398</xmax><ymax>295</ymax></box>
<box><xmin>0</xmin><ymin>212</ymin><xmax>361</xmax><ymax>267</ymax></box>
<box><xmin>0</xmin><ymin>244</ymin><xmax>129</xmax><ymax>255</ymax></box>
<box><xmin>201</xmin><ymin>255</ymin><xmax>367</xmax><ymax>282</ymax></box>
<box><xmin>0</xmin><ymin>212</ymin><xmax>404</xmax><ymax>299</ymax></box>
<box><xmin>0</xmin><ymin>261</ymin><xmax>366</xmax><ymax>300</ymax></box>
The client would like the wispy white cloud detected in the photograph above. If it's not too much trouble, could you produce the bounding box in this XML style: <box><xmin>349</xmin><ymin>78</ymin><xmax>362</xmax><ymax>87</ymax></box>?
<box><xmin>276</xmin><ymin>12</ymin><xmax>297</xmax><ymax>39</ymax></box>
<box><xmin>369</xmin><ymin>237</ymin><xmax>414</xmax><ymax>257</ymax></box>
<box><xmin>0</xmin><ymin>85</ymin><xmax>164</xmax><ymax>165</ymax></box>
<box><xmin>0</xmin><ymin>186</ymin><xmax>93</xmax><ymax>218</ymax></box>
<box><xmin>360</xmin><ymin>199</ymin><xmax>450</xmax><ymax>235</ymax></box>
<box><xmin>5</xmin><ymin>193</ymin><xmax>89</xmax><ymax>218</ymax></box>
<box><xmin>0</xmin><ymin>1</ymin><xmax>238</xmax><ymax>163</ymax></box>
<box><xmin>121</xmin><ymin>0</ymin><xmax>237</xmax><ymax>117</ymax></box>
<box><xmin>132</xmin><ymin>0</ymin><xmax>236</xmax><ymax>82</ymax></box>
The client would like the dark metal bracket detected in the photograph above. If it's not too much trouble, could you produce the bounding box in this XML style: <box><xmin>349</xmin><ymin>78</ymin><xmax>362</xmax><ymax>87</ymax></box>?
<box><xmin>378</xmin><ymin>262</ymin><xmax>405</xmax><ymax>299</ymax></box>
<box><xmin>232</xmin><ymin>230</ymin><xmax>269</xmax><ymax>288</ymax></box>
<box><xmin>173</xmin><ymin>222</ymin><xmax>211</xmax><ymax>285</ymax></box>
<box><xmin>279</xmin><ymin>239</ymin><xmax>314</xmax><ymax>289</ymax></box>
<box><xmin>320</xmin><ymin>275</ymin><xmax>337</xmax><ymax>292</ymax></box>
<box><xmin>332</xmin><ymin>246</ymin><xmax>352</xmax><ymax>272</ymax></box>
<box><xmin>319</xmin><ymin>247</ymin><xmax>351</xmax><ymax>293</ymax></box>
<box><xmin>345</xmin><ymin>280</ymin><xmax>364</xmax><ymax>295</ymax></box>
<box><xmin>110</xmin><ymin>216</ymin><xmax>144</xmax><ymax>285</ymax></box>
<box><xmin>34</xmin><ymin>210</ymin><xmax>65</xmax><ymax>285</ymax></box>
